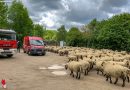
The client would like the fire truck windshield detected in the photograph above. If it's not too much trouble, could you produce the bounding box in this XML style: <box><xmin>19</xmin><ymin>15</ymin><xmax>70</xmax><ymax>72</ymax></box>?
<box><xmin>0</xmin><ymin>33</ymin><xmax>16</xmax><ymax>40</ymax></box>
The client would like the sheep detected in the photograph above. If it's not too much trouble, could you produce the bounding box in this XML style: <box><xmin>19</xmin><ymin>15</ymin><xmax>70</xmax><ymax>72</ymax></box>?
<box><xmin>79</xmin><ymin>59</ymin><xmax>90</xmax><ymax>75</ymax></box>
<box><xmin>108</xmin><ymin>60</ymin><xmax>129</xmax><ymax>68</ymax></box>
<box><xmin>124</xmin><ymin>55</ymin><xmax>130</xmax><ymax>60</ymax></box>
<box><xmin>115</xmin><ymin>60</ymin><xmax>129</xmax><ymax>68</ymax></box>
<box><xmin>58</xmin><ymin>50</ymin><xmax>65</xmax><ymax>56</ymax></box>
<box><xmin>83</xmin><ymin>57</ymin><xmax>95</xmax><ymax>70</ymax></box>
<box><xmin>102</xmin><ymin>62</ymin><xmax>130</xmax><ymax>87</ymax></box>
<box><xmin>75</xmin><ymin>53</ymin><xmax>83</xmax><ymax>60</ymax></box>
<box><xmin>100</xmin><ymin>56</ymin><xmax>114</xmax><ymax>61</ymax></box>
<box><xmin>113</xmin><ymin>56</ymin><xmax>124</xmax><ymax>62</ymax></box>
<box><xmin>65</xmin><ymin>61</ymin><xmax>83</xmax><ymax>79</ymax></box>
<box><xmin>95</xmin><ymin>60</ymin><xmax>104</xmax><ymax>75</ymax></box>
<box><xmin>68</xmin><ymin>55</ymin><xmax>77</xmax><ymax>62</ymax></box>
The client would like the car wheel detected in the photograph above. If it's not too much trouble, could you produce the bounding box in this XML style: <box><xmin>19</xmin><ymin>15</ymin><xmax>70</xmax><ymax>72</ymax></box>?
<box><xmin>42</xmin><ymin>51</ymin><xmax>46</xmax><ymax>56</ymax></box>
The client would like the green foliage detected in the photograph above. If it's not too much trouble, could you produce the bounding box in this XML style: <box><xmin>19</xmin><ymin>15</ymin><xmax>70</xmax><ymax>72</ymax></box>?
<box><xmin>87</xmin><ymin>18</ymin><xmax>97</xmax><ymax>31</ymax></box>
<box><xmin>33</xmin><ymin>24</ymin><xmax>45</xmax><ymax>38</ymax></box>
<box><xmin>56</xmin><ymin>25</ymin><xmax>67</xmax><ymax>42</ymax></box>
<box><xmin>8</xmin><ymin>0</ymin><xmax>33</xmax><ymax>41</ymax></box>
<box><xmin>79</xmin><ymin>13</ymin><xmax>130</xmax><ymax>51</ymax></box>
<box><xmin>95</xmin><ymin>13</ymin><xmax>130</xmax><ymax>51</ymax></box>
<box><xmin>66</xmin><ymin>27</ymin><xmax>83</xmax><ymax>46</ymax></box>
<box><xmin>44</xmin><ymin>30</ymin><xmax>57</xmax><ymax>41</ymax></box>
<box><xmin>0</xmin><ymin>0</ymin><xmax>8</xmax><ymax>29</ymax></box>
<box><xmin>66</xmin><ymin>13</ymin><xmax>130</xmax><ymax>51</ymax></box>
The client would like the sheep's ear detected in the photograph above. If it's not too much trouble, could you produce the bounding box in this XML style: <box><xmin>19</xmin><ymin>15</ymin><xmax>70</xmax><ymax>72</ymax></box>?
<box><xmin>101</xmin><ymin>62</ymin><xmax>104</xmax><ymax>66</ymax></box>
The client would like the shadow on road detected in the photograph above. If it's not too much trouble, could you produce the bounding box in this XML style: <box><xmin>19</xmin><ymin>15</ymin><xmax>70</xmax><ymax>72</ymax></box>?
<box><xmin>0</xmin><ymin>56</ymin><xmax>16</xmax><ymax>60</ymax></box>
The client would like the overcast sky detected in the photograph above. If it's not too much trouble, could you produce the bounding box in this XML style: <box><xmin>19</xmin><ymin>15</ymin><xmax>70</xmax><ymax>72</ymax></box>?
<box><xmin>5</xmin><ymin>0</ymin><xmax>130</xmax><ymax>29</ymax></box>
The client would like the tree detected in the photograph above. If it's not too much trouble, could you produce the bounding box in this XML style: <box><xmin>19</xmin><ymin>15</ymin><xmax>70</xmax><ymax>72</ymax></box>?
<box><xmin>44</xmin><ymin>30</ymin><xmax>57</xmax><ymax>41</ymax></box>
<box><xmin>96</xmin><ymin>13</ymin><xmax>130</xmax><ymax>51</ymax></box>
<box><xmin>56</xmin><ymin>25</ymin><xmax>67</xmax><ymax>42</ymax></box>
<box><xmin>87</xmin><ymin>18</ymin><xmax>97</xmax><ymax>31</ymax></box>
<box><xmin>33</xmin><ymin>24</ymin><xmax>45</xmax><ymax>38</ymax></box>
<box><xmin>8</xmin><ymin>0</ymin><xmax>33</xmax><ymax>41</ymax></box>
<box><xmin>66</xmin><ymin>27</ymin><xmax>83</xmax><ymax>46</ymax></box>
<box><xmin>0</xmin><ymin>0</ymin><xmax>8</xmax><ymax>29</ymax></box>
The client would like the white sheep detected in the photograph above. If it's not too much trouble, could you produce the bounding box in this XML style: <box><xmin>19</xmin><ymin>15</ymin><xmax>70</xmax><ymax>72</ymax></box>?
<box><xmin>103</xmin><ymin>62</ymin><xmax>130</xmax><ymax>87</ymax></box>
<box><xmin>68</xmin><ymin>55</ymin><xmax>77</xmax><ymax>62</ymax></box>
<box><xmin>108</xmin><ymin>60</ymin><xmax>129</xmax><ymax>68</ymax></box>
<box><xmin>95</xmin><ymin>60</ymin><xmax>104</xmax><ymax>75</ymax></box>
<box><xmin>65</xmin><ymin>61</ymin><xmax>83</xmax><ymax>79</ymax></box>
<box><xmin>83</xmin><ymin>57</ymin><xmax>96</xmax><ymax>70</ymax></box>
<box><xmin>79</xmin><ymin>59</ymin><xmax>90</xmax><ymax>75</ymax></box>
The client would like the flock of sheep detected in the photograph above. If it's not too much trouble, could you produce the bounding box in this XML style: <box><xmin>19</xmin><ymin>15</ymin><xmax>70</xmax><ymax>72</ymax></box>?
<box><xmin>45</xmin><ymin>46</ymin><xmax>130</xmax><ymax>87</ymax></box>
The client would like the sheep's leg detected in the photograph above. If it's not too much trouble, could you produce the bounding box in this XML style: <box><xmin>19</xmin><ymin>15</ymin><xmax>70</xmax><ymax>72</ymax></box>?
<box><xmin>77</xmin><ymin>56</ymin><xmax>78</xmax><ymax>61</ymax></box>
<box><xmin>114</xmin><ymin>78</ymin><xmax>118</xmax><ymax>84</ymax></box>
<box><xmin>81</xmin><ymin>56</ymin><xmax>83</xmax><ymax>60</ymax></box>
<box><xmin>97</xmin><ymin>69</ymin><xmax>99</xmax><ymax>74</ymax></box>
<box><xmin>127</xmin><ymin>76</ymin><xmax>129</xmax><ymax>83</ymax></box>
<box><xmin>122</xmin><ymin>77</ymin><xmax>126</xmax><ymax>87</ymax></box>
<box><xmin>91</xmin><ymin>64</ymin><xmax>94</xmax><ymax>69</ymax></box>
<box><xmin>90</xmin><ymin>64</ymin><xmax>92</xmax><ymax>70</ymax></box>
<box><xmin>109</xmin><ymin>76</ymin><xmax>112</xmax><ymax>84</ymax></box>
<box><xmin>78</xmin><ymin>72</ymin><xmax>81</xmax><ymax>79</ymax></box>
<box><xmin>88</xmin><ymin>67</ymin><xmax>90</xmax><ymax>72</ymax></box>
<box><xmin>86</xmin><ymin>68</ymin><xmax>89</xmax><ymax>75</ymax></box>
<box><xmin>101</xmin><ymin>70</ymin><xmax>104</xmax><ymax>75</ymax></box>
<box><xmin>72</xmin><ymin>74</ymin><xmax>74</xmax><ymax>77</ymax></box>
<box><xmin>90</xmin><ymin>64</ymin><xmax>93</xmax><ymax>70</ymax></box>
<box><xmin>104</xmin><ymin>74</ymin><xmax>106</xmax><ymax>76</ymax></box>
<box><xmin>84</xmin><ymin>70</ymin><xmax>87</xmax><ymax>75</ymax></box>
<box><xmin>106</xmin><ymin>75</ymin><xmax>109</xmax><ymax>81</ymax></box>
<box><xmin>70</xmin><ymin>71</ymin><xmax>73</xmax><ymax>75</ymax></box>
<box><xmin>76</xmin><ymin>72</ymin><xmax>78</xmax><ymax>79</ymax></box>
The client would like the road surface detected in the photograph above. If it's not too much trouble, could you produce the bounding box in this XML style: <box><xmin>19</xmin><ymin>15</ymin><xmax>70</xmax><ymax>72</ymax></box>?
<box><xmin>0</xmin><ymin>52</ymin><xmax>130</xmax><ymax>90</ymax></box>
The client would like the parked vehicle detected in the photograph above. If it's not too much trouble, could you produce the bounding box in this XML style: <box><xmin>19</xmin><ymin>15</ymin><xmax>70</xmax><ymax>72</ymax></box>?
<box><xmin>23</xmin><ymin>36</ymin><xmax>46</xmax><ymax>55</ymax></box>
<box><xmin>0</xmin><ymin>29</ymin><xmax>17</xmax><ymax>57</ymax></box>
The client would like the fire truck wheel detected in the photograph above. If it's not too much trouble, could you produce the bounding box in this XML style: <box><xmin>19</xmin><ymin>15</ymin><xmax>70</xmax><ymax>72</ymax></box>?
<box><xmin>7</xmin><ymin>55</ymin><xmax>13</xmax><ymax>57</ymax></box>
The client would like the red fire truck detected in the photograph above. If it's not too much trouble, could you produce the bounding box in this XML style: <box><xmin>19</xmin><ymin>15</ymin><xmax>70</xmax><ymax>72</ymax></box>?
<box><xmin>0</xmin><ymin>29</ymin><xmax>17</xmax><ymax>57</ymax></box>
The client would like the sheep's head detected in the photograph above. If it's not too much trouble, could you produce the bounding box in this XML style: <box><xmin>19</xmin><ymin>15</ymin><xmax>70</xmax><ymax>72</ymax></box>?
<box><xmin>93</xmin><ymin>59</ymin><xmax>96</xmax><ymax>65</ymax></box>
<box><xmin>65</xmin><ymin>64</ymin><xmax>68</xmax><ymax>70</ymax></box>
<box><xmin>101</xmin><ymin>61</ymin><xmax>107</xmax><ymax>67</ymax></box>
<box><xmin>126</xmin><ymin>69</ymin><xmax>130</xmax><ymax>76</ymax></box>
<box><xmin>99</xmin><ymin>54</ymin><xmax>101</xmax><ymax>58</ymax></box>
<box><xmin>90</xmin><ymin>56</ymin><xmax>93</xmax><ymax>59</ymax></box>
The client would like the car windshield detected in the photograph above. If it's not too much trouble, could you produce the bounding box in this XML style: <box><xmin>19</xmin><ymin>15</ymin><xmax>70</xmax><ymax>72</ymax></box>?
<box><xmin>0</xmin><ymin>33</ymin><xmax>16</xmax><ymax>40</ymax></box>
<box><xmin>30</xmin><ymin>40</ymin><xmax>44</xmax><ymax>46</ymax></box>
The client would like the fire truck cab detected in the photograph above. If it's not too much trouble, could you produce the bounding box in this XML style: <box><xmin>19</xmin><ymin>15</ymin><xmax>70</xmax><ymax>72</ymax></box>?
<box><xmin>0</xmin><ymin>29</ymin><xmax>17</xmax><ymax>57</ymax></box>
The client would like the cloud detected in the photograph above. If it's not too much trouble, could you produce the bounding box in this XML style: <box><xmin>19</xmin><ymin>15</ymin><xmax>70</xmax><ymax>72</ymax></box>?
<box><xmin>4</xmin><ymin>0</ymin><xmax>130</xmax><ymax>29</ymax></box>
<box><xmin>99</xmin><ymin>0</ymin><xmax>128</xmax><ymax>13</ymax></box>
